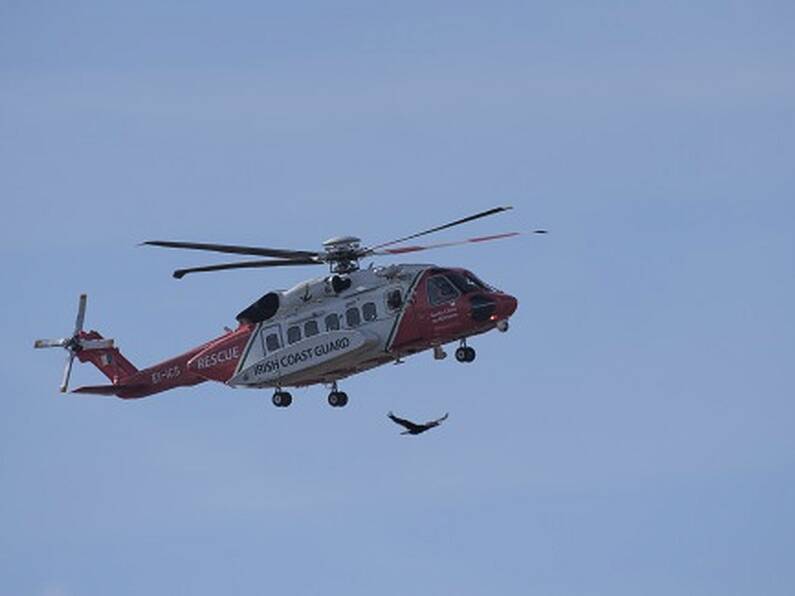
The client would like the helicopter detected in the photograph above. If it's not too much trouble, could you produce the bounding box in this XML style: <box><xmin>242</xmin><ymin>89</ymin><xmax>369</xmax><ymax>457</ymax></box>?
<box><xmin>34</xmin><ymin>206</ymin><xmax>544</xmax><ymax>408</ymax></box>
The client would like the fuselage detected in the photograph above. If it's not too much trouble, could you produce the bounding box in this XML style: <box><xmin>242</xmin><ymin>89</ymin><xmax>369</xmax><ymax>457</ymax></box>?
<box><xmin>78</xmin><ymin>263</ymin><xmax>517</xmax><ymax>398</ymax></box>
<box><xmin>188</xmin><ymin>263</ymin><xmax>517</xmax><ymax>388</ymax></box>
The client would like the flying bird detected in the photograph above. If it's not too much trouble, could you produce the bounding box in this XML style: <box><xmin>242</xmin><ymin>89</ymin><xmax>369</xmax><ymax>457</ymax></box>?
<box><xmin>387</xmin><ymin>411</ymin><xmax>449</xmax><ymax>435</ymax></box>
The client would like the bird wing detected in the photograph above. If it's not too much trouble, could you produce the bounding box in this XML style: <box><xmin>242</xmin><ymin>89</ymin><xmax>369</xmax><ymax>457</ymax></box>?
<box><xmin>388</xmin><ymin>412</ymin><xmax>422</xmax><ymax>432</ymax></box>
<box><xmin>428</xmin><ymin>413</ymin><xmax>449</xmax><ymax>426</ymax></box>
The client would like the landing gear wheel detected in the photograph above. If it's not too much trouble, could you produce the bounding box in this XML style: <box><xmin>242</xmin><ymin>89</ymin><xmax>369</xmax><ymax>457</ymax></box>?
<box><xmin>464</xmin><ymin>346</ymin><xmax>476</xmax><ymax>362</ymax></box>
<box><xmin>272</xmin><ymin>391</ymin><xmax>292</xmax><ymax>407</ymax></box>
<box><xmin>455</xmin><ymin>346</ymin><xmax>476</xmax><ymax>363</ymax></box>
<box><xmin>328</xmin><ymin>391</ymin><xmax>349</xmax><ymax>407</ymax></box>
<box><xmin>455</xmin><ymin>347</ymin><xmax>468</xmax><ymax>362</ymax></box>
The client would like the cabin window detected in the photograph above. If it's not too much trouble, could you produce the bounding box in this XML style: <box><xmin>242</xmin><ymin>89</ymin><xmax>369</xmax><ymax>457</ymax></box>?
<box><xmin>305</xmin><ymin>319</ymin><xmax>319</xmax><ymax>337</ymax></box>
<box><xmin>287</xmin><ymin>325</ymin><xmax>302</xmax><ymax>345</ymax></box>
<box><xmin>386</xmin><ymin>289</ymin><xmax>403</xmax><ymax>311</ymax></box>
<box><xmin>362</xmin><ymin>302</ymin><xmax>377</xmax><ymax>321</ymax></box>
<box><xmin>325</xmin><ymin>313</ymin><xmax>340</xmax><ymax>331</ymax></box>
<box><xmin>265</xmin><ymin>332</ymin><xmax>281</xmax><ymax>352</ymax></box>
<box><xmin>346</xmin><ymin>307</ymin><xmax>361</xmax><ymax>327</ymax></box>
<box><xmin>427</xmin><ymin>275</ymin><xmax>460</xmax><ymax>306</ymax></box>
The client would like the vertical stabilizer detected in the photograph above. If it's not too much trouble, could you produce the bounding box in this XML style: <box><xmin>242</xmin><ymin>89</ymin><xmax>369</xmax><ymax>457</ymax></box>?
<box><xmin>75</xmin><ymin>330</ymin><xmax>137</xmax><ymax>383</ymax></box>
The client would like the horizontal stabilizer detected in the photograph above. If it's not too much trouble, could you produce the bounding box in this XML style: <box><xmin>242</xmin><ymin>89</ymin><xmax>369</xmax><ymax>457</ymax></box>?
<box><xmin>71</xmin><ymin>384</ymin><xmax>144</xmax><ymax>396</ymax></box>
<box><xmin>80</xmin><ymin>338</ymin><xmax>115</xmax><ymax>350</ymax></box>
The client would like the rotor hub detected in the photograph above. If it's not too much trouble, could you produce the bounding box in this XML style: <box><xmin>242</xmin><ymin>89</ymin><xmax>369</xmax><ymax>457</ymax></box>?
<box><xmin>322</xmin><ymin>236</ymin><xmax>363</xmax><ymax>273</ymax></box>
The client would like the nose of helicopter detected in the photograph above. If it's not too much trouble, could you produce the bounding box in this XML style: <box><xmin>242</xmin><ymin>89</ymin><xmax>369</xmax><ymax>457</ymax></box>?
<box><xmin>496</xmin><ymin>293</ymin><xmax>518</xmax><ymax>319</ymax></box>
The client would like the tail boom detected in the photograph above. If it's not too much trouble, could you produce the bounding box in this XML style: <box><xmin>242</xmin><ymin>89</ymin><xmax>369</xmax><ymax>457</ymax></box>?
<box><xmin>75</xmin><ymin>341</ymin><xmax>208</xmax><ymax>399</ymax></box>
<box><xmin>35</xmin><ymin>293</ymin><xmax>252</xmax><ymax>399</ymax></box>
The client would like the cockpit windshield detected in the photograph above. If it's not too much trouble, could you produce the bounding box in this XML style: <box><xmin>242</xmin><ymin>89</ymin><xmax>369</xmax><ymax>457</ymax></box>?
<box><xmin>446</xmin><ymin>271</ymin><xmax>492</xmax><ymax>294</ymax></box>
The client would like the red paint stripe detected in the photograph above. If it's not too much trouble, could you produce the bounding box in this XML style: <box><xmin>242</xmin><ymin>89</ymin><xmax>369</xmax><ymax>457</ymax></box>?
<box><xmin>469</xmin><ymin>232</ymin><xmax>519</xmax><ymax>243</ymax></box>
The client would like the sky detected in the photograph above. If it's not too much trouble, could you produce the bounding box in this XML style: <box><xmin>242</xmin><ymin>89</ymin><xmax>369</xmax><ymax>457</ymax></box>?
<box><xmin>1</xmin><ymin>2</ymin><xmax>794</xmax><ymax>595</ymax></box>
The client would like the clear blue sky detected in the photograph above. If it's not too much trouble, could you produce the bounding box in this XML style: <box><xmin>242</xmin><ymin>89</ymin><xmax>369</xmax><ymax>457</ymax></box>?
<box><xmin>2</xmin><ymin>2</ymin><xmax>794</xmax><ymax>595</ymax></box>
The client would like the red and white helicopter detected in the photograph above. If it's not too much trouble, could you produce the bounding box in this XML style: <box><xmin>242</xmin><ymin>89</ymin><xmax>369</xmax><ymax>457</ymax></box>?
<box><xmin>35</xmin><ymin>207</ymin><xmax>543</xmax><ymax>408</ymax></box>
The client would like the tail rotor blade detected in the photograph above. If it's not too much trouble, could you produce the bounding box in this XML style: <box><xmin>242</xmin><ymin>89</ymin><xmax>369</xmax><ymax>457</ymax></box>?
<box><xmin>60</xmin><ymin>351</ymin><xmax>75</xmax><ymax>393</ymax></box>
<box><xmin>74</xmin><ymin>294</ymin><xmax>87</xmax><ymax>336</ymax></box>
<box><xmin>34</xmin><ymin>338</ymin><xmax>69</xmax><ymax>349</ymax></box>
<box><xmin>35</xmin><ymin>293</ymin><xmax>99</xmax><ymax>393</ymax></box>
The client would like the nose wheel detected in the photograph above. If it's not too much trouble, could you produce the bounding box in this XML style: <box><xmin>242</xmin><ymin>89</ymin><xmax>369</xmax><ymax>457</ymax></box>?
<box><xmin>272</xmin><ymin>391</ymin><xmax>292</xmax><ymax>407</ymax></box>
<box><xmin>455</xmin><ymin>342</ymin><xmax>476</xmax><ymax>363</ymax></box>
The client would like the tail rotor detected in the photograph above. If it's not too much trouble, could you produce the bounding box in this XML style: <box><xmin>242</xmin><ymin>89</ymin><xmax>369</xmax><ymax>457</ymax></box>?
<box><xmin>34</xmin><ymin>294</ymin><xmax>114</xmax><ymax>392</ymax></box>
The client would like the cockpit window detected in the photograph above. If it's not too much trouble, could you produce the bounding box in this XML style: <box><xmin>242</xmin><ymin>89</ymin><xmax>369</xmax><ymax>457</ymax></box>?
<box><xmin>447</xmin><ymin>271</ymin><xmax>490</xmax><ymax>294</ymax></box>
<box><xmin>466</xmin><ymin>272</ymin><xmax>491</xmax><ymax>290</ymax></box>
<box><xmin>427</xmin><ymin>275</ymin><xmax>460</xmax><ymax>306</ymax></box>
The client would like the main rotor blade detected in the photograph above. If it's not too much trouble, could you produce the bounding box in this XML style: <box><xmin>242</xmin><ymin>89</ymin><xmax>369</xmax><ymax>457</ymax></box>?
<box><xmin>368</xmin><ymin>206</ymin><xmax>514</xmax><ymax>252</ymax></box>
<box><xmin>143</xmin><ymin>241</ymin><xmax>320</xmax><ymax>260</ymax></box>
<box><xmin>73</xmin><ymin>293</ymin><xmax>87</xmax><ymax>336</ymax></box>
<box><xmin>173</xmin><ymin>258</ymin><xmax>321</xmax><ymax>279</ymax></box>
<box><xmin>60</xmin><ymin>351</ymin><xmax>75</xmax><ymax>393</ymax></box>
<box><xmin>371</xmin><ymin>231</ymin><xmax>527</xmax><ymax>255</ymax></box>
